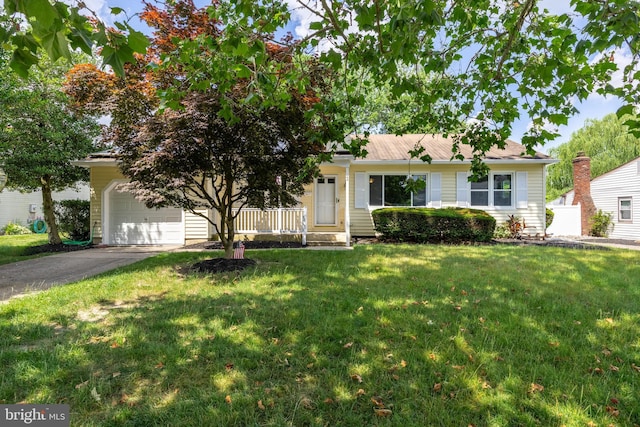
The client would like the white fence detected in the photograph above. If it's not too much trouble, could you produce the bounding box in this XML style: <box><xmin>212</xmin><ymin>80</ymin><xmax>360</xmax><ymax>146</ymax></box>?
<box><xmin>232</xmin><ymin>207</ymin><xmax>308</xmax><ymax>244</ymax></box>
<box><xmin>546</xmin><ymin>204</ymin><xmax>581</xmax><ymax>237</ymax></box>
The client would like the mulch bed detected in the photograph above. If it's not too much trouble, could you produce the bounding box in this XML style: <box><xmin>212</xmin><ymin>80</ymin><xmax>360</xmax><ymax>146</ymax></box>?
<box><xmin>184</xmin><ymin>240</ymin><xmax>304</xmax><ymax>250</ymax></box>
<box><xmin>191</xmin><ymin>258</ymin><xmax>258</xmax><ymax>274</ymax></box>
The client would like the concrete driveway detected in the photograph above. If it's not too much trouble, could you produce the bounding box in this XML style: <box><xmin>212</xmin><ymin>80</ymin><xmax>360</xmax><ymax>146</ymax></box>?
<box><xmin>0</xmin><ymin>246</ymin><xmax>177</xmax><ymax>302</ymax></box>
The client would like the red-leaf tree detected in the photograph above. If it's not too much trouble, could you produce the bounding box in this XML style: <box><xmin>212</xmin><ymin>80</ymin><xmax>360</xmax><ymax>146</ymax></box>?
<box><xmin>65</xmin><ymin>0</ymin><xmax>340</xmax><ymax>258</ymax></box>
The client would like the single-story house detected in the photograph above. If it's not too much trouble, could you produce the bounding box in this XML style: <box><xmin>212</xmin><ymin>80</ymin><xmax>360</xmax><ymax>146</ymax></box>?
<box><xmin>75</xmin><ymin>134</ymin><xmax>556</xmax><ymax>246</ymax></box>
<box><xmin>0</xmin><ymin>185</ymin><xmax>89</xmax><ymax>231</ymax></box>
<box><xmin>548</xmin><ymin>153</ymin><xmax>640</xmax><ymax>239</ymax></box>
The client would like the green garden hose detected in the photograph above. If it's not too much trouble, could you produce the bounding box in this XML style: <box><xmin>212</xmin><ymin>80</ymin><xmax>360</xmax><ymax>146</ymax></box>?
<box><xmin>33</xmin><ymin>219</ymin><xmax>47</xmax><ymax>234</ymax></box>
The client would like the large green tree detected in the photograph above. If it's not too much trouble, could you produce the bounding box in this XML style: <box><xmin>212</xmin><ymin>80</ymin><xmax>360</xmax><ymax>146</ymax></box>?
<box><xmin>3</xmin><ymin>0</ymin><xmax>638</xmax><ymax>174</ymax></box>
<box><xmin>546</xmin><ymin>113</ymin><xmax>640</xmax><ymax>201</ymax></box>
<box><xmin>0</xmin><ymin>52</ymin><xmax>101</xmax><ymax>244</ymax></box>
<box><xmin>64</xmin><ymin>0</ymin><xmax>334</xmax><ymax>258</ymax></box>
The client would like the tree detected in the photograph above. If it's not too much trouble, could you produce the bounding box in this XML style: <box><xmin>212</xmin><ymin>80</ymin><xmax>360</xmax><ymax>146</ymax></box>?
<box><xmin>546</xmin><ymin>113</ymin><xmax>640</xmax><ymax>200</ymax></box>
<box><xmin>347</xmin><ymin>72</ymin><xmax>436</xmax><ymax>135</ymax></box>
<box><xmin>4</xmin><ymin>0</ymin><xmax>639</xmax><ymax>173</ymax></box>
<box><xmin>64</xmin><ymin>0</ymin><xmax>334</xmax><ymax>258</ymax></box>
<box><xmin>0</xmin><ymin>52</ymin><xmax>101</xmax><ymax>244</ymax></box>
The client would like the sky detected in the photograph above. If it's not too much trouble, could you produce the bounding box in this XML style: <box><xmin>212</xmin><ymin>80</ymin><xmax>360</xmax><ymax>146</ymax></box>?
<box><xmin>84</xmin><ymin>0</ymin><xmax>627</xmax><ymax>155</ymax></box>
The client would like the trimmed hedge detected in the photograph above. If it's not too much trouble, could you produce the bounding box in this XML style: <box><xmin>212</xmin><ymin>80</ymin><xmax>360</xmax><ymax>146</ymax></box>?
<box><xmin>372</xmin><ymin>207</ymin><xmax>496</xmax><ymax>243</ymax></box>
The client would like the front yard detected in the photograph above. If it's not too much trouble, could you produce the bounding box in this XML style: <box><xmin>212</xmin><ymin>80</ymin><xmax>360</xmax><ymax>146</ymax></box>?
<box><xmin>1</xmin><ymin>244</ymin><xmax>639</xmax><ymax>426</ymax></box>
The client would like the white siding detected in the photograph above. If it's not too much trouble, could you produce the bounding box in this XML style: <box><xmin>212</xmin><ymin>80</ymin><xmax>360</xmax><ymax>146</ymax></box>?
<box><xmin>0</xmin><ymin>185</ymin><xmax>89</xmax><ymax>229</ymax></box>
<box><xmin>347</xmin><ymin>164</ymin><xmax>547</xmax><ymax>236</ymax></box>
<box><xmin>589</xmin><ymin>160</ymin><xmax>640</xmax><ymax>240</ymax></box>
<box><xmin>185</xmin><ymin>209</ymin><xmax>210</xmax><ymax>239</ymax></box>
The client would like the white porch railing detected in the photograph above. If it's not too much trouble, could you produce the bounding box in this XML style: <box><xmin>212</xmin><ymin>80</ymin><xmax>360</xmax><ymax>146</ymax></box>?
<box><xmin>232</xmin><ymin>207</ymin><xmax>308</xmax><ymax>245</ymax></box>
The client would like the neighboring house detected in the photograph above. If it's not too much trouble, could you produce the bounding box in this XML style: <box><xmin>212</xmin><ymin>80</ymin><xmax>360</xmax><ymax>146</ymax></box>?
<box><xmin>75</xmin><ymin>134</ymin><xmax>556</xmax><ymax>246</ymax></box>
<box><xmin>548</xmin><ymin>153</ymin><xmax>640</xmax><ymax>239</ymax></box>
<box><xmin>0</xmin><ymin>185</ymin><xmax>89</xmax><ymax>231</ymax></box>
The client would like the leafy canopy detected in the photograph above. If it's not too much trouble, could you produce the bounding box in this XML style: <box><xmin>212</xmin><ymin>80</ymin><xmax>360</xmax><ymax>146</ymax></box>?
<box><xmin>546</xmin><ymin>113</ymin><xmax>640</xmax><ymax>201</ymax></box>
<box><xmin>0</xmin><ymin>49</ymin><xmax>101</xmax><ymax>244</ymax></box>
<box><xmin>64</xmin><ymin>0</ymin><xmax>334</xmax><ymax>257</ymax></box>
<box><xmin>4</xmin><ymin>0</ymin><xmax>640</xmax><ymax>174</ymax></box>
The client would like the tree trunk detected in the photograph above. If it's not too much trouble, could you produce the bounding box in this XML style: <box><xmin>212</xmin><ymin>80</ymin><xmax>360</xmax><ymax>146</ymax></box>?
<box><xmin>41</xmin><ymin>175</ymin><xmax>62</xmax><ymax>245</ymax></box>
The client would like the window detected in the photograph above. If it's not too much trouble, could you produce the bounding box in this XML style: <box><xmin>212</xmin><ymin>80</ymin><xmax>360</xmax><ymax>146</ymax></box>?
<box><xmin>619</xmin><ymin>197</ymin><xmax>632</xmax><ymax>222</ymax></box>
<box><xmin>493</xmin><ymin>174</ymin><xmax>512</xmax><ymax>206</ymax></box>
<box><xmin>369</xmin><ymin>175</ymin><xmax>427</xmax><ymax>207</ymax></box>
<box><xmin>469</xmin><ymin>173</ymin><xmax>514</xmax><ymax>207</ymax></box>
<box><xmin>470</xmin><ymin>176</ymin><xmax>489</xmax><ymax>206</ymax></box>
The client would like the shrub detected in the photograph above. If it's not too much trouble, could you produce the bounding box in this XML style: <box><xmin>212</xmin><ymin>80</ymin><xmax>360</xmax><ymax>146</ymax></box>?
<box><xmin>589</xmin><ymin>209</ymin><xmax>613</xmax><ymax>237</ymax></box>
<box><xmin>54</xmin><ymin>199</ymin><xmax>90</xmax><ymax>241</ymax></box>
<box><xmin>1</xmin><ymin>221</ymin><xmax>33</xmax><ymax>235</ymax></box>
<box><xmin>505</xmin><ymin>215</ymin><xmax>525</xmax><ymax>238</ymax></box>
<box><xmin>546</xmin><ymin>208</ymin><xmax>555</xmax><ymax>228</ymax></box>
<box><xmin>372</xmin><ymin>207</ymin><xmax>496</xmax><ymax>243</ymax></box>
<box><xmin>493</xmin><ymin>224</ymin><xmax>511</xmax><ymax>239</ymax></box>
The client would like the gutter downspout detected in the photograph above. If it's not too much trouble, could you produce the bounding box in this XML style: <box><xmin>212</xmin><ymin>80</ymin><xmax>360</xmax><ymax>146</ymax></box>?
<box><xmin>345</xmin><ymin>164</ymin><xmax>351</xmax><ymax>247</ymax></box>
<box><xmin>543</xmin><ymin>165</ymin><xmax>547</xmax><ymax>237</ymax></box>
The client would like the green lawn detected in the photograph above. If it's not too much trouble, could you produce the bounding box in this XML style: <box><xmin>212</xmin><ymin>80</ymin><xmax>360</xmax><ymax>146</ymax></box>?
<box><xmin>0</xmin><ymin>234</ymin><xmax>49</xmax><ymax>265</ymax></box>
<box><xmin>1</xmin><ymin>244</ymin><xmax>639</xmax><ymax>426</ymax></box>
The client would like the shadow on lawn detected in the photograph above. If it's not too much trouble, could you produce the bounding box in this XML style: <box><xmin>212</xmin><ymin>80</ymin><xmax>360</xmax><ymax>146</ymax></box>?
<box><xmin>1</xmin><ymin>245</ymin><xmax>639</xmax><ymax>426</ymax></box>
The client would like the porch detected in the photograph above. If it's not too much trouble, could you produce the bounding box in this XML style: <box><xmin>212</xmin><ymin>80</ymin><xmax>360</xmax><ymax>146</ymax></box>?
<box><xmin>231</xmin><ymin>207</ymin><xmax>348</xmax><ymax>246</ymax></box>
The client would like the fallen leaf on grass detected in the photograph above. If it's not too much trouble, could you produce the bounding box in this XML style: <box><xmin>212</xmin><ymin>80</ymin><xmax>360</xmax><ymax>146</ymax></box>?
<box><xmin>605</xmin><ymin>406</ymin><xmax>620</xmax><ymax>417</ymax></box>
<box><xmin>257</xmin><ymin>400</ymin><xmax>265</xmax><ymax>410</ymax></box>
<box><xmin>343</xmin><ymin>342</ymin><xmax>353</xmax><ymax>349</ymax></box>
<box><xmin>112</xmin><ymin>372</ymin><xmax>121</xmax><ymax>378</ymax></box>
<box><xmin>225</xmin><ymin>395</ymin><xmax>232</xmax><ymax>404</ymax></box>
<box><xmin>433</xmin><ymin>383</ymin><xmax>442</xmax><ymax>392</ymax></box>
<box><xmin>400</xmin><ymin>360</ymin><xmax>407</xmax><ymax>368</ymax></box>
<box><xmin>301</xmin><ymin>397</ymin><xmax>314</xmax><ymax>409</ymax></box>
<box><xmin>225</xmin><ymin>363</ymin><xmax>234</xmax><ymax>371</ymax></box>
<box><xmin>75</xmin><ymin>380</ymin><xmax>89</xmax><ymax>389</ymax></box>
<box><xmin>351</xmin><ymin>374</ymin><xmax>363</xmax><ymax>383</ymax></box>
<box><xmin>155</xmin><ymin>362</ymin><xmax>164</xmax><ymax>369</ymax></box>
<box><xmin>373</xmin><ymin>408</ymin><xmax>392</xmax><ymax>417</ymax></box>
<box><xmin>609</xmin><ymin>365</ymin><xmax>620</xmax><ymax>372</ymax></box>
<box><xmin>356</xmin><ymin>389</ymin><xmax>366</xmax><ymax>397</ymax></box>
<box><xmin>323</xmin><ymin>398</ymin><xmax>335</xmax><ymax>404</ymax></box>
<box><xmin>91</xmin><ymin>387</ymin><xmax>101</xmax><ymax>402</ymax></box>
<box><xmin>632</xmin><ymin>363</ymin><xmax>640</xmax><ymax>373</ymax></box>
<box><xmin>528</xmin><ymin>383</ymin><xmax>544</xmax><ymax>394</ymax></box>
<box><xmin>371</xmin><ymin>396</ymin><xmax>385</xmax><ymax>407</ymax></box>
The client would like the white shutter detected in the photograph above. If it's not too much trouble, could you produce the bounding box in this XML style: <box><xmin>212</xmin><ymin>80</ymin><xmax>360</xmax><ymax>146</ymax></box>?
<box><xmin>516</xmin><ymin>171</ymin><xmax>528</xmax><ymax>208</ymax></box>
<box><xmin>456</xmin><ymin>172</ymin><xmax>469</xmax><ymax>207</ymax></box>
<box><xmin>354</xmin><ymin>172</ymin><xmax>367</xmax><ymax>209</ymax></box>
<box><xmin>431</xmin><ymin>173</ymin><xmax>442</xmax><ymax>208</ymax></box>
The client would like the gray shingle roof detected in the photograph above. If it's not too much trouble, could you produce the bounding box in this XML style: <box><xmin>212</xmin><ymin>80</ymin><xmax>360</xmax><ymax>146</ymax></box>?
<box><xmin>351</xmin><ymin>134</ymin><xmax>552</xmax><ymax>162</ymax></box>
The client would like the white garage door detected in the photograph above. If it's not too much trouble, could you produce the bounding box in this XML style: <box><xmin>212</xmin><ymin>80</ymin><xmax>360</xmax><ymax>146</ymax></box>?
<box><xmin>108</xmin><ymin>190</ymin><xmax>184</xmax><ymax>245</ymax></box>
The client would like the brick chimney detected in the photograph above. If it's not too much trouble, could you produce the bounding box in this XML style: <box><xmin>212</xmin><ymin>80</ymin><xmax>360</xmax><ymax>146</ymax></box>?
<box><xmin>572</xmin><ymin>151</ymin><xmax>597</xmax><ymax>235</ymax></box>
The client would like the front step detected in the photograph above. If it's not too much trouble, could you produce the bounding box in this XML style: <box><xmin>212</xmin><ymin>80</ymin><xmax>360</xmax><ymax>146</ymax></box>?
<box><xmin>304</xmin><ymin>232</ymin><xmax>348</xmax><ymax>247</ymax></box>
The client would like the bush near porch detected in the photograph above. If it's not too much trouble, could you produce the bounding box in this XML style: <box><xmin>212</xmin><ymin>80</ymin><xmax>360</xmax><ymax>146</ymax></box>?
<box><xmin>372</xmin><ymin>207</ymin><xmax>496</xmax><ymax>243</ymax></box>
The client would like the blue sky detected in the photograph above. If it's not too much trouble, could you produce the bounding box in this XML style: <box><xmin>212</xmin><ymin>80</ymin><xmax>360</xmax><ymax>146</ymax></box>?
<box><xmin>86</xmin><ymin>0</ymin><xmax>625</xmax><ymax>154</ymax></box>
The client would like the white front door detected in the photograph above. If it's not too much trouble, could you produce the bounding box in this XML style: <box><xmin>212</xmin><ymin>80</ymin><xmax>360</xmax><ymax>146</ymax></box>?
<box><xmin>316</xmin><ymin>176</ymin><xmax>337</xmax><ymax>225</ymax></box>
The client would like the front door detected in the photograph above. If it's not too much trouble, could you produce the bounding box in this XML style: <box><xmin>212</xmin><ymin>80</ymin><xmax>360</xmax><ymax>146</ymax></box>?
<box><xmin>315</xmin><ymin>176</ymin><xmax>336</xmax><ymax>225</ymax></box>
